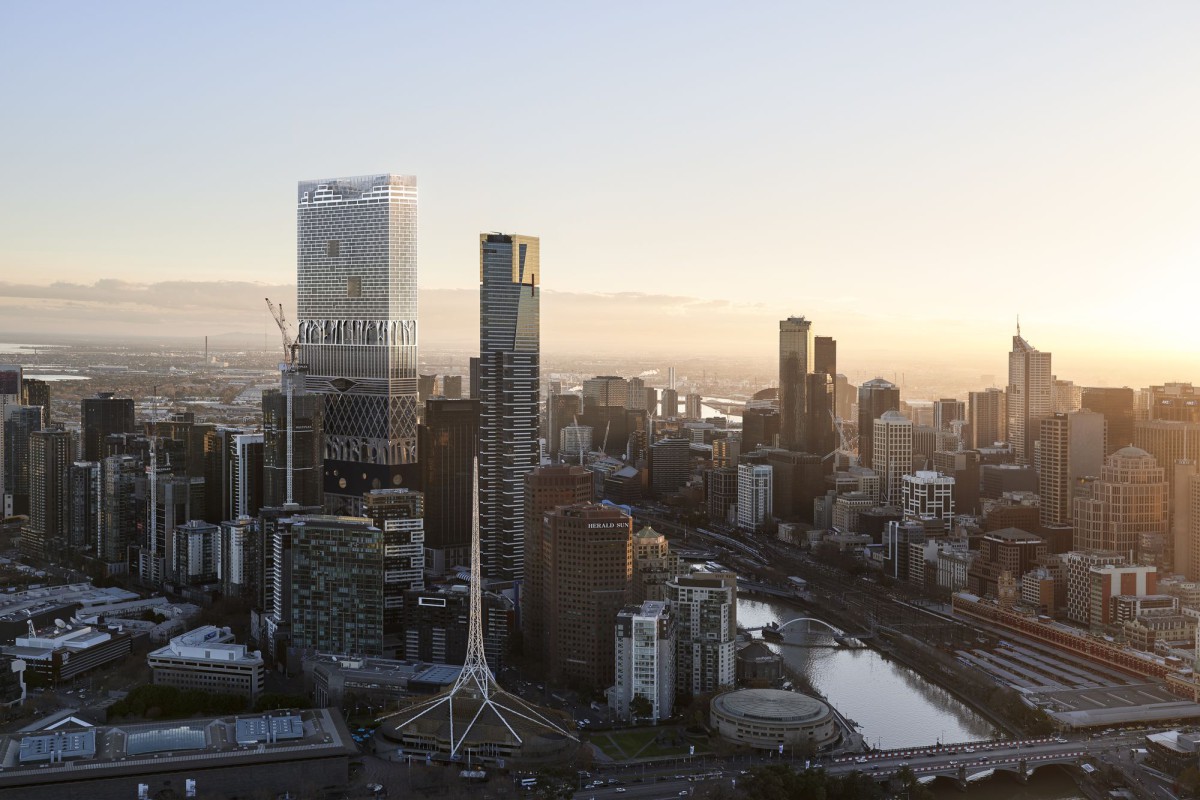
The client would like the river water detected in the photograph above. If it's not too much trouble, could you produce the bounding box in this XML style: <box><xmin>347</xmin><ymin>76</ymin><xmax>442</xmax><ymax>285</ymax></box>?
<box><xmin>737</xmin><ymin>596</ymin><xmax>1085</xmax><ymax>799</ymax></box>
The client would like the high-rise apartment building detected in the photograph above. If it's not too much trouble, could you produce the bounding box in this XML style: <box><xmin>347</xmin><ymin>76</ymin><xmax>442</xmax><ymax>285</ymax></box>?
<box><xmin>20</xmin><ymin>379</ymin><xmax>49</xmax><ymax>427</ymax></box>
<box><xmin>442</xmin><ymin>375</ymin><xmax>463</xmax><ymax>400</ymax></box>
<box><xmin>779</xmin><ymin>317</ymin><xmax>813</xmax><ymax>451</ymax></box>
<box><xmin>296</xmin><ymin>175</ymin><xmax>419</xmax><ymax>513</ymax></box>
<box><xmin>1007</xmin><ymin>330</ymin><xmax>1052</xmax><ymax>466</ymax></box>
<box><xmin>858</xmin><ymin>379</ymin><xmax>901</xmax><ymax>469</ymax></box>
<box><xmin>632</xmin><ymin>526</ymin><xmax>681</xmax><ymax>603</ymax></box>
<box><xmin>262</xmin><ymin>366</ymin><xmax>324</xmax><ymax>510</ymax></box>
<box><xmin>665</xmin><ymin>570</ymin><xmax>737</xmax><ymax>695</ymax></box>
<box><xmin>100</xmin><ymin>454</ymin><xmax>140</xmax><ymax>564</ymax></box>
<box><xmin>736</xmin><ymin>463</ymin><xmax>773</xmax><ymax>533</ymax></box>
<box><xmin>2</xmin><ymin>404</ymin><xmax>42</xmax><ymax>517</ymax></box>
<box><xmin>81</xmin><ymin>393</ymin><xmax>135</xmax><ymax>464</ymax></box>
<box><xmin>537</xmin><ymin>503</ymin><xmax>632</xmax><ymax>691</ymax></box>
<box><xmin>649</xmin><ymin>438</ymin><xmax>691</xmax><ymax>496</ymax></box>
<box><xmin>705</xmin><ymin>467</ymin><xmax>738</xmax><ymax>525</ymax></box>
<box><xmin>290</xmin><ymin>515</ymin><xmax>387</xmax><ymax>656</ymax></box>
<box><xmin>968</xmin><ymin>388</ymin><xmax>1006</xmax><ymax>449</ymax></box>
<box><xmin>609</xmin><ymin>601</ymin><xmax>676</xmax><ymax>723</ymax></box>
<box><xmin>1038</xmin><ymin>411</ymin><xmax>1106</xmax><ymax>527</ymax></box>
<box><xmin>873</xmin><ymin>410</ymin><xmax>912</xmax><ymax>504</ymax></box>
<box><xmin>418</xmin><ymin>398</ymin><xmax>478</xmax><ymax>573</ymax></box>
<box><xmin>1074</xmin><ymin>447</ymin><xmax>1168</xmax><ymax>556</ymax></box>
<box><xmin>363</xmin><ymin>488</ymin><xmax>426</xmax><ymax>654</ymax></box>
<box><xmin>23</xmin><ymin>428</ymin><xmax>73</xmax><ymax>560</ymax></box>
<box><xmin>583</xmin><ymin>377</ymin><xmax>628</xmax><ymax>409</ymax></box>
<box><xmin>478</xmin><ymin>233</ymin><xmax>540</xmax><ymax>581</ymax></box>
<box><xmin>626</xmin><ymin>377</ymin><xmax>646</xmax><ymax>411</ymax></box>
<box><xmin>684</xmin><ymin>393</ymin><xmax>703</xmax><ymax>421</ymax></box>
<box><xmin>660</xmin><ymin>388</ymin><xmax>679</xmax><ymax>419</ymax></box>
<box><xmin>1081</xmin><ymin>387</ymin><xmax>1135</xmax><ymax>455</ymax></box>
<box><xmin>69</xmin><ymin>461</ymin><xmax>101</xmax><ymax>553</ymax></box>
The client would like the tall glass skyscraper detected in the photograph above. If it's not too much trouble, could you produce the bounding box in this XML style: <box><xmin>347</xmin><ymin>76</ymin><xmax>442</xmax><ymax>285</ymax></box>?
<box><xmin>1007</xmin><ymin>329</ymin><xmax>1052</xmax><ymax>467</ymax></box>
<box><xmin>296</xmin><ymin>175</ymin><xmax>419</xmax><ymax>513</ymax></box>
<box><xmin>478</xmin><ymin>233</ymin><xmax>540</xmax><ymax>581</ymax></box>
<box><xmin>779</xmin><ymin>316</ymin><xmax>813</xmax><ymax>452</ymax></box>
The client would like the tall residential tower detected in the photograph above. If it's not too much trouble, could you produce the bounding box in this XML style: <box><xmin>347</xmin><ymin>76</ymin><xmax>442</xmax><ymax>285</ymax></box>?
<box><xmin>296</xmin><ymin>175</ymin><xmax>419</xmax><ymax>513</ymax></box>
<box><xmin>478</xmin><ymin>233</ymin><xmax>540</xmax><ymax>581</ymax></box>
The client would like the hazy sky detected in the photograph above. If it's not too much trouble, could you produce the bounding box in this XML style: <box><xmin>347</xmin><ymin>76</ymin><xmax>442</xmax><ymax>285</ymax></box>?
<box><xmin>1</xmin><ymin>2</ymin><xmax>1197</xmax><ymax>386</ymax></box>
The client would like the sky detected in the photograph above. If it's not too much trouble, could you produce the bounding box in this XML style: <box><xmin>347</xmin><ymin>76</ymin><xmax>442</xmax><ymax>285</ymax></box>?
<box><xmin>1</xmin><ymin>2</ymin><xmax>1198</xmax><ymax>387</ymax></box>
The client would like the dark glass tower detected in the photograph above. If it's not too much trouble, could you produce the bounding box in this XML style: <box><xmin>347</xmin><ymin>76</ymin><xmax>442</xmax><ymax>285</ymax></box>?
<box><xmin>81</xmin><ymin>393</ymin><xmax>135</xmax><ymax>463</ymax></box>
<box><xmin>779</xmin><ymin>317</ymin><xmax>813</xmax><ymax>451</ymax></box>
<box><xmin>296</xmin><ymin>175</ymin><xmax>419</xmax><ymax>513</ymax></box>
<box><xmin>857</xmin><ymin>378</ymin><xmax>901</xmax><ymax>469</ymax></box>
<box><xmin>418</xmin><ymin>397</ymin><xmax>479</xmax><ymax>572</ymax></box>
<box><xmin>478</xmin><ymin>233</ymin><xmax>540</xmax><ymax>581</ymax></box>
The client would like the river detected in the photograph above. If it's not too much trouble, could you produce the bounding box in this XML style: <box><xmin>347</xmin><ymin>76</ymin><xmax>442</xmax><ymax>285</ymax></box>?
<box><xmin>737</xmin><ymin>596</ymin><xmax>1085</xmax><ymax>799</ymax></box>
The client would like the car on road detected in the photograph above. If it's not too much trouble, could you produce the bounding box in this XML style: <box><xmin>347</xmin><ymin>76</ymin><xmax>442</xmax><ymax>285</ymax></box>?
<box><xmin>615</xmin><ymin>789</ymin><xmax>626</xmax><ymax>794</ymax></box>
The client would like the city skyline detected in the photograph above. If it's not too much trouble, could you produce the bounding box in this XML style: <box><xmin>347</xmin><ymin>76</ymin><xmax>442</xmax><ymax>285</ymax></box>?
<box><xmin>2</xmin><ymin>3</ymin><xmax>1199</xmax><ymax>387</ymax></box>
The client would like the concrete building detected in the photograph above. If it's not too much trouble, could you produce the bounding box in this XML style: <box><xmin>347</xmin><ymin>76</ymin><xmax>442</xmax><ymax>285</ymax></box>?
<box><xmin>148</xmin><ymin>625</ymin><xmax>264</xmax><ymax>699</ymax></box>
<box><xmin>873</xmin><ymin>410</ymin><xmax>912</xmax><ymax>505</ymax></box>
<box><xmin>23</xmin><ymin>427</ymin><xmax>73</xmax><ymax>560</ymax></box>
<box><xmin>705</xmin><ymin>467</ymin><xmax>738</xmax><ymax>525</ymax></box>
<box><xmin>218</xmin><ymin>517</ymin><xmax>258</xmax><ymax>600</ymax></box>
<box><xmin>1081</xmin><ymin>387</ymin><xmax>1135</xmax><ymax>455</ymax></box>
<box><xmin>649</xmin><ymin>437</ymin><xmax>691</xmax><ymax>496</ymax></box>
<box><xmin>537</xmin><ymin>504</ymin><xmax>632</xmax><ymax>691</ymax></box>
<box><xmin>1008</xmin><ymin>329</ymin><xmax>1053</xmax><ymax>466</ymax></box>
<box><xmin>1175</xmin><ymin>462</ymin><xmax>1200</xmax><ymax>581</ymax></box>
<box><xmin>1039</xmin><ymin>411</ymin><xmax>1106</xmax><ymax>526</ymax></box>
<box><xmin>363</xmin><ymin>488</ymin><xmax>426</xmax><ymax>653</ymax></box>
<box><xmin>3</xmin><ymin>622</ymin><xmax>131</xmax><ymax>685</ymax></box>
<box><xmin>901</xmin><ymin>470</ymin><xmax>955</xmax><ymax>526</ymax></box>
<box><xmin>967</xmin><ymin>528</ymin><xmax>1047</xmax><ymax>599</ymax></box>
<box><xmin>858</xmin><ymin>378</ymin><xmax>901</xmax><ymax>470</ymax></box>
<box><xmin>968</xmin><ymin>387</ymin><xmax>1006</xmax><ymax>449</ymax></box>
<box><xmin>1135</xmin><ymin>420</ymin><xmax>1200</xmax><ymax>500</ymax></box>
<box><xmin>1074</xmin><ymin>447</ymin><xmax>1168</xmax><ymax>557</ymax></box>
<box><xmin>666</xmin><ymin>570</ymin><xmax>737</xmax><ymax>696</ymax></box>
<box><xmin>172</xmin><ymin>520</ymin><xmax>219</xmax><ymax>585</ymax></box>
<box><xmin>737</xmin><ymin>463</ymin><xmax>772</xmax><ymax>533</ymax></box>
<box><xmin>290</xmin><ymin>516</ymin><xmax>387</xmax><ymax>656</ymax></box>
<box><xmin>418</xmin><ymin>397</ymin><xmax>478</xmax><ymax>572</ymax></box>
<box><xmin>261</xmin><ymin>372</ymin><xmax>324</xmax><ymax>511</ymax></box>
<box><xmin>583</xmin><ymin>376</ymin><xmax>629</xmax><ymax>409</ymax></box>
<box><xmin>608</xmin><ymin>601</ymin><xmax>676</xmax><ymax>723</ymax></box>
<box><xmin>521</xmin><ymin>464</ymin><xmax>594</xmax><ymax>656</ymax></box>
<box><xmin>632</xmin><ymin>526</ymin><xmax>680</xmax><ymax>603</ymax></box>
<box><xmin>711</xmin><ymin>688</ymin><xmax>838</xmax><ymax>750</ymax></box>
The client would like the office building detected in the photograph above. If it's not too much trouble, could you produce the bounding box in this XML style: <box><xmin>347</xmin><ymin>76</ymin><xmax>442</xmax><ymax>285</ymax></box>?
<box><xmin>966</xmin><ymin>528</ymin><xmax>1047</xmax><ymax>599</ymax></box>
<box><xmin>418</xmin><ymin>398</ymin><xmax>478</xmax><ymax>572</ymax></box>
<box><xmin>1052</xmin><ymin>378</ymin><xmax>1082</xmax><ymax>414</ymax></box>
<box><xmin>478</xmin><ymin>233</ymin><xmax>541</xmax><ymax>581</ymax></box>
<box><xmin>736</xmin><ymin>463</ymin><xmax>773</xmax><ymax>533</ymax></box>
<box><xmin>933</xmin><ymin>449</ymin><xmax>981</xmax><ymax>515</ymax></box>
<box><xmin>858</xmin><ymin>378</ymin><xmax>901</xmax><ymax>468</ymax></box>
<box><xmin>968</xmin><ymin>388</ymin><xmax>1006</xmax><ymax>449</ymax></box>
<box><xmin>442</xmin><ymin>374</ymin><xmax>463</xmax><ymax>399</ymax></box>
<box><xmin>400</xmin><ymin>583</ymin><xmax>512</xmax><ymax>669</ymax></box>
<box><xmin>765</xmin><ymin>449</ymin><xmax>824</xmax><ymax>523</ymax></box>
<box><xmin>632</xmin><ymin>526</ymin><xmax>681</xmax><ymax>603</ymax></box>
<box><xmin>649</xmin><ymin>437</ymin><xmax>691</xmax><ymax>496</ymax></box>
<box><xmin>1074</xmin><ymin>447</ymin><xmax>1168</xmax><ymax>558</ymax></box>
<box><xmin>22</xmin><ymin>427</ymin><xmax>73</xmax><ymax>560</ymax></box>
<box><xmin>537</xmin><ymin>504</ymin><xmax>632</xmax><ymax>691</ymax></box>
<box><xmin>609</xmin><ymin>601</ymin><xmax>676</xmax><ymax>723</ymax></box>
<box><xmin>81</xmin><ymin>393</ymin><xmax>135</xmax><ymax>463</ymax></box>
<box><xmin>660</xmin><ymin>388</ymin><xmax>679</xmax><ymax>419</ymax></box>
<box><xmin>290</xmin><ymin>516</ymin><xmax>387</xmax><ymax>656</ymax></box>
<box><xmin>665</xmin><ymin>570</ymin><xmax>737</xmax><ymax>695</ymax></box>
<box><xmin>522</xmin><ymin>465</ymin><xmax>593</xmax><ymax>658</ymax></box>
<box><xmin>148</xmin><ymin>625</ymin><xmax>264</xmax><ymax>699</ymax></box>
<box><xmin>262</xmin><ymin>368</ymin><xmax>324</xmax><ymax>510</ymax></box>
<box><xmin>684</xmin><ymin>392</ymin><xmax>703</xmax><ymax>421</ymax></box>
<box><xmin>1172</xmin><ymin>463</ymin><xmax>1200</xmax><ymax>581</ymax></box>
<box><xmin>934</xmin><ymin>398</ymin><xmax>965</xmax><ymax>432</ymax></box>
<box><xmin>3</xmin><ymin>621</ymin><xmax>132</xmax><ymax>685</ymax></box>
<box><xmin>1134</xmin><ymin>420</ymin><xmax>1200</xmax><ymax>497</ymax></box>
<box><xmin>901</xmin><ymin>470</ymin><xmax>955</xmax><ymax>525</ymax></box>
<box><xmin>231</xmin><ymin>433</ymin><xmax>264</xmax><ymax>519</ymax></box>
<box><xmin>1081</xmin><ymin>387</ymin><xmax>1135</xmax><ymax>455</ymax></box>
<box><xmin>779</xmin><ymin>317</ymin><xmax>813</xmax><ymax>451</ymax></box>
<box><xmin>296</xmin><ymin>175</ymin><xmax>420</xmax><ymax>513</ymax></box>
<box><xmin>741</xmin><ymin>402</ymin><xmax>780</xmax><ymax>450</ymax></box>
<box><xmin>873</xmin><ymin>411</ymin><xmax>912</xmax><ymax>504</ymax></box>
<box><xmin>1038</xmin><ymin>411</ymin><xmax>1106</xmax><ymax>527</ymax></box>
<box><xmin>1007</xmin><ymin>329</ymin><xmax>1053</xmax><ymax>466</ymax></box>
<box><xmin>1146</xmin><ymin>383</ymin><xmax>1200</xmax><ymax>423</ymax></box>
<box><xmin>583</xmin><ymin>376</ymin><xmax>628</xmax><ymax>409</ymax></box>
<box><xmin>140</xmin><ymin>469</ymin><xmax>204</xmax><ymax>586</ymax></box>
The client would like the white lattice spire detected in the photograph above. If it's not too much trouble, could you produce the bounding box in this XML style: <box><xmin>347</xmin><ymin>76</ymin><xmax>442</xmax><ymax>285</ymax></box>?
<box><xmin>382</xmin><ymin>457</ymin><xmax>576</xmax><ymax>759</ymax></box>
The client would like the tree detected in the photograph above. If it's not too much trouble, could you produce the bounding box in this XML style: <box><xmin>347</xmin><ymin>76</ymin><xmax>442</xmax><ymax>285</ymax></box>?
<box><xmin>629</xmin><ymin>694</ymin><xmax>653</xmax><ymax>721</ymax></box>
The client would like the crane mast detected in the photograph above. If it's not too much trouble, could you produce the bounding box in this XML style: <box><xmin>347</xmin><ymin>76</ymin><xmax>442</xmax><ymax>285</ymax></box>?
<box><xmin>265</xmin><ymin>298</ymin><xmax>299</xmax><ymax>506</ymax></box>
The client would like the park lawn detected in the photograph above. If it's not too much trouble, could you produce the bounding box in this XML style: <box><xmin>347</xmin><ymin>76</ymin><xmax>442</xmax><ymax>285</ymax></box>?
<box><xmin>593</xmin><ymin>728</ymin><xmax>697</xmax><ymax>761</ymax></box>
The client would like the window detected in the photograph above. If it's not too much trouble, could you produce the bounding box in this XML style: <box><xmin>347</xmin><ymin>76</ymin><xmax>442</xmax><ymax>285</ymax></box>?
<box><xmin>326</xmin><ymin>240</ymin><xmax>340</xmax><ymax>257</ymax></box>
<box><xmin>347</xmin><ymin>277</ymin><xmax>362</xmax><ymax>298</ymax></box>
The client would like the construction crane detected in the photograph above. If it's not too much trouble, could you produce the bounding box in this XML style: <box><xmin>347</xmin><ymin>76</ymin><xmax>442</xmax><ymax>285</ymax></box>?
<box><xmin>264</xmin><ymin>297</ymin><xmax>298</xmax><ymax>365</ymax></box>
<box><xmin>265</xmin><ymin>297</ymin><xmax>299</xmax><ymax>506</ymax></box>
